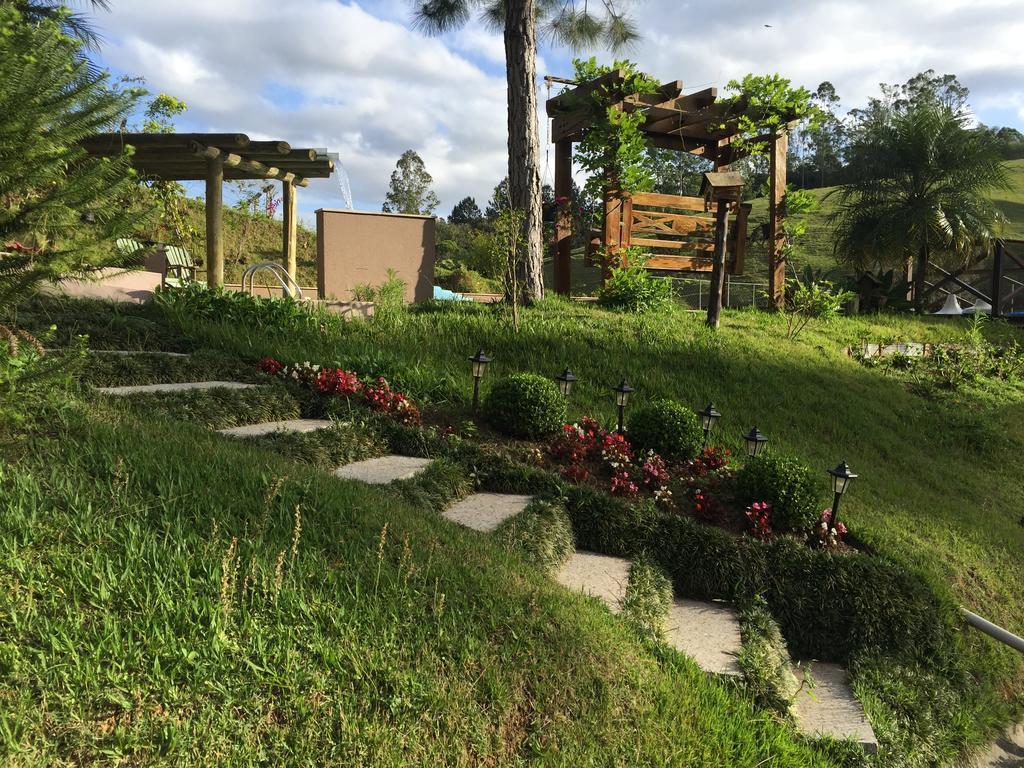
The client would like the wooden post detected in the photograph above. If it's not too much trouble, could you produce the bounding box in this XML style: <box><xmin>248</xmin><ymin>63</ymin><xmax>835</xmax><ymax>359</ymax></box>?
<box><xmin>205</xmin><ymin>156</ymin><xmax>224</xmax><ymax>288</ymax></box>
<box><xmin>768</xmin><ymin>130</ymin><xmax>788</xmax><ymax>309</ymax></box>
<box><xmin>553</xmin><ymin>138</ymin><xmax>572</xmax><ymax>296</ymax></box>
<box><xmin>992</xmin><ymin>239</ymin><xmax>1004</xmax><ymax>318</ymax></box>
<box><xmin>602</xmin><ymin>190</ymin><xmax>623</xmax><ymax>282</ymax></box>
<box><xmin>282</xmin><ymin>179</ymin><xmax>298</xmax><ymax>280</ymax></box>
<box><xmin>706</xmin><ymin>199</ymin><xmax>730</xmax><ymax>328</ymax></box>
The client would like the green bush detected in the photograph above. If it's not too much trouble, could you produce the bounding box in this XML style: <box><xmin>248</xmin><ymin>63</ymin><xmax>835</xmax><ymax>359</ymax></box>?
<box><xmin>621</xmin><ymin>554</ymin><xmax>672</xmax><ymax>641</ymax></box>
<box><xmin>597</xmin><ymin>252</ymin><xmax>674</xmax><ymax>313</ymax></box>
<box><xmin>110</xmin><ymin>383</ymin><xmax>300</xmax><ymax>431</ymax></box>
<box><xmin>496</xmin><ymin>499</ymin><xmax>575</xmax><ymax>574</ymax></box>
<box><xmin>482</xmin><ymin>373</ymin><xmax>566</xmax><ymax>439</ymax></box>
<box><xmin>735</xmin><ymin>453</ymin><xmax>822</xmax><ymax>533</ymax></box>
<box><xmin>627</xmin><ymin>399</ymin><xmax>702</xmax><ymax>460</ymax></box>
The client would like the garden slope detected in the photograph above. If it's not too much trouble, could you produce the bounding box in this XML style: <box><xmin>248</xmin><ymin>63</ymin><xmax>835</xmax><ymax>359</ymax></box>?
<box><xmin>0</xmin><ymin>397</ymin><xmax>834</xmax><ymax>764</ymax></box>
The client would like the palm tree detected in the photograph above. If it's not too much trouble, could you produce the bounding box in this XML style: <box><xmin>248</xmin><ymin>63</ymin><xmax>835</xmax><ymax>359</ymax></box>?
<box><xmin>16</xmin><ymin>1</ymin><xmax>110</xmax><ymax>49</ymax></box>
<box><xmin>831</xmin><ymin>103</ymin><xmax>1008</xmax><ymax>309</ymax></box>
<box><xmin>411</xmin><ymin>0</ymin><xmax>638</xmax><ymax>303</ymax></box>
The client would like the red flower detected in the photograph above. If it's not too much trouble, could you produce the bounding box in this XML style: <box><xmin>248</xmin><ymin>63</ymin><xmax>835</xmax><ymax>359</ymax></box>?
<box><xmin>258</xmin><ymin>356</ymin><xmax>284</xmax><ymax>376</ymax></box>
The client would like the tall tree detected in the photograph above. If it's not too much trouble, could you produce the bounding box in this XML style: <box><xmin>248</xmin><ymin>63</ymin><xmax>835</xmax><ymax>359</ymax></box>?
<box><xmin>806</xmin><ymin>82</ymin><xmax>845</xmax><ymax>188</ymax></box>
<box><xmin>382</xmin><ymin>150</ymin><xmax>440</xmax><ymax>215</ymax></box>
<box><xmin>449</xmin><ymin>196</ymin><xmax>483</xmax><ymax>225</ymax></box>
<box><xmin>831</xmin><ymin>102</ymin><xmax>1008</xmax><ymax>309</ymax></box>
<box><xmin>411</xmin><ymin>0</ymin><xmax>639</xmax><ymax>303</ymax></box>
<box><xmin>16</xmin><ymin>0</ymin><xmax>110</xmax><ymax>50</ymax></box>
<box><xmin>0</xmin><ymin>5</ymin><xmax>142</xmax><ymax>305</ymax></box>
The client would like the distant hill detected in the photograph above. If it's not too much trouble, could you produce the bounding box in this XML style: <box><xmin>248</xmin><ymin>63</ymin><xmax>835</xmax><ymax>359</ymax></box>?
<box><xmin>739</xmin><ymin>158</ymin><xmax>1024</xmax><ymax>281</ymax></box>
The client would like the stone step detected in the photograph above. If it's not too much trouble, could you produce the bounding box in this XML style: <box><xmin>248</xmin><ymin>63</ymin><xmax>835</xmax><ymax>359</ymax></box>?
<box><xmin>334</xmin><ymin>455</ymin><xmax>433</xmax><ymax>485</ymax></box>
<box><xmin>442</xmin><ymin>493</ymin><xmax>534</xmax><ymax>533</ymax></box>
<box><xmin>48</xmin><ymin>349</ymin><xmax>191</xmax><ymax>357</ymax></box>
<box><xmin>98</xmin><ymin>381</ymin><xmax>257</xmax><ymax>396</ymax></box>
<box><xmin>218</xmin><ymin>419</ymin><xmax>333</xmax><ymax>437</ymax></box>
<box><xmin>793</xmin><ymin>662</ymin><xmax>878</xmax><ymax>753</ymax></box>
<box><xmin>665</xmin><ymin>598</ymin><xmax>742</xmax><ymax>676</ymax></box>
<box><xmin>556</xmin><ymin>551</ymin><xmax>631</xmax><ymax>613</ymax></box>
<box><xmin>970</xmin><ymin>722</ymin><xmax>1024</xmax><ymax>767</ymax></box>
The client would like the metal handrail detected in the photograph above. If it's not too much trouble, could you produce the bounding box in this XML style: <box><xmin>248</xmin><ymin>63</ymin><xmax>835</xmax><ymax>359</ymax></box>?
<box><xmin>961</xmin><ymin>608</ymin><xmax>1024</xmax><ymax>654</ymax></box>
<box><xmin>241</xmin><ymin>263</ymin><xmax>303</xmax><ymax>300</ymax></box>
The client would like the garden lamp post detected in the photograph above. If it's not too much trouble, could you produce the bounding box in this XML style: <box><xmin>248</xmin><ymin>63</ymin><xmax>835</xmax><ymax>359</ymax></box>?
<box><xmin>469</xmin><ymin>349</ymin><xmax>491</xmax><ymax>412</ymax></box>
<box><xmin>827</xmin><ymin>460</ymin><xmax>857</xmax><ymax>532</ymax></box>
<box><xmin>742</xmin><ymin>426</ymin><xmax>768</xmax><ymax>459</ymax></box>
<box><xmin>554</xmin><ymin>367</ymin><xmax>577</xmax><ymax>397</ymax></box>
<box><xmin>613</xmin><ymin>379</ymin><xmax>634</xmax><ymax>434</ymax></box>
<box><xmin>697</xmin><ymin>403</ymin><xmax>721</xmax><ymax>448</ymax></box>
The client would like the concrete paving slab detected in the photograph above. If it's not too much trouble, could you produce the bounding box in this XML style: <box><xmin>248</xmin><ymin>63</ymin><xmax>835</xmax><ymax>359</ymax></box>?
<box><xmin>442</xmin><ymin>493</ymin><xmax>534</xmax><ymax>532</ymax></box>
<box><xmin>218</xmin><ymin>419</ymin><xmax>333</xmax><ymax>437</ymax></box>
<box><xmin>794</xmin><ymin>662</ymin><xmax>878</xmax><ymax>752</ymax></box>
<box><xmin>98</xmin><ymin>381</ymin><xmax>257</xmax><ymax>395</ymax></box>
<box><xmin>556</xmin><ymin>551</ymin><xmax>631</xmax><ymax>613</ymax></box>
<box><xmin>970</xmin><ymin>722</ymin><xmax>1024</xmax><ymax>767</ymax></box>
<box><xmin>665</xmin><ymin>598</ymin><xmax>742</xmax><ymax>676</ymax></box>
<box><xmin>334</xmin><ymin>455</ymin><xmax>433</xmax><ymax>485</ymax></box>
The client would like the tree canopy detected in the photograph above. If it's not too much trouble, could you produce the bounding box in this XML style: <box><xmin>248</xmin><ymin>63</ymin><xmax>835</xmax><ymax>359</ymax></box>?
<box><xmin>382</xmin><ymin>150</ymin><xmax>439</xmax><ymax>216</ymax></box>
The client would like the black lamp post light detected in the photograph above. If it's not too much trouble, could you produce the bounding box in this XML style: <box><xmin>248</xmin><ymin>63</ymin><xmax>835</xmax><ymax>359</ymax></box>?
<box><xmin>742</xmin><ymin>426</ymin><xmax>768</xmax><ymax>458</ymax></box>
<box><xmin>469</xmin><ymin>348</ymin><xmax>491</xmax><ymax>412</ymax></box>
<box><xmin>697</xmin><ymin>403</ymin><xmax>721</xmax><ymax>448</ymax></box>
<box><xmin>613</xmin><ymin>379</ymin><xmax>634</xmax><ymax>434</ymax></box>
<box><xmin>554</xmin><ymin>367</ymin><xmax>577</xmax><ymax>397</ymax></box>
<box><xmin>827</xmin><ymin>460</ymin><xmax>857</xmax><ymax>532</ymax></box>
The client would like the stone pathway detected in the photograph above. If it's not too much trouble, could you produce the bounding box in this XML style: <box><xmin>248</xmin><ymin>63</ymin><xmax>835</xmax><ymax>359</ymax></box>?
<box><xmin>98</xmin><ymin>381</ymin><xmax>257</xmax><ymax>396</ymax></box>
<box><xmin>218</xmin><ymin>419</ymin><xmax>333</xmax><ymax>437</ymax></box>
<box><xmin>665</xmin><ymin>598</ymin><xmax>743</xmax><ymax>676</ymax></box>
<box><xmin>793</xmin><ymin>662</ymin><xmax>878</xmax><ymax>752</ymax></box>
<box><xmin>442</xmin><ymin>493</ymin><xmax>534</xmax><ymax>533</ymax></box>
<box><xmin>334</xmin><ymin>455</ymin><xmax>433</xmax><ymax>485</ymax></box>
<box><xmin>556</xmin><ymin>551</ymin><xmax>631</xmax><ymax>613</ymax></box>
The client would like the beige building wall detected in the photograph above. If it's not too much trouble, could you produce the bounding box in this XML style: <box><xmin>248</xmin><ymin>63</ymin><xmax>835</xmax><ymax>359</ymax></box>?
<box><xmin>316</xmin><ymin>209</ymin><xmax>435</xmax><ymax>303</ymax></box>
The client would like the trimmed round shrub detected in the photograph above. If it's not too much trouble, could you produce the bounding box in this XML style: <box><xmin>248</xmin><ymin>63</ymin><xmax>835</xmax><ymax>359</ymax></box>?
<box><xmin>735</xmin><ymin>453</ymin><xmax>822</xmax><ymax>533</ymax></box>
<box><xmin>483</xmin><ymin>373</ymin><xmax>566</xmax><ymax>439</ymax></box>
<box><xmin>627</xmin><ymin>399</ymin><xmax>703</xmax><ymax>460</ymax></box>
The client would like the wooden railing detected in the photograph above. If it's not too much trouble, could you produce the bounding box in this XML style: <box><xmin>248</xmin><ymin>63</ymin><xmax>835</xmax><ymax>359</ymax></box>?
<box><xmin>603</xmin><ymin>191</ymin><xmax>750</xmax><ymax>274</ymax></box>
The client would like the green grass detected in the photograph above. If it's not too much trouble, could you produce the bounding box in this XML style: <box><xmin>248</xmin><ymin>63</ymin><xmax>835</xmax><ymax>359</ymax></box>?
<box><xmin>0</xmin><ymin>401</ymin><xmax>838</xmax><ymax>765</ymax></box>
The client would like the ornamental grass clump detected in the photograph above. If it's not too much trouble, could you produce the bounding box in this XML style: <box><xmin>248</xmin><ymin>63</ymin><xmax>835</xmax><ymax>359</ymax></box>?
<box><xmin>483</xmin><ymin>373</ymin><xmax>566</xmax><ymax>439</ymax></box>
<box><xmin>627</xmin><ymin>399</ymin><xmax>703</xmax><ymax>461</ymax></box>
<box><xmin>735</xmin><ymin>454</ymin><xmax>822</xmax><ymax>534</ymax></box>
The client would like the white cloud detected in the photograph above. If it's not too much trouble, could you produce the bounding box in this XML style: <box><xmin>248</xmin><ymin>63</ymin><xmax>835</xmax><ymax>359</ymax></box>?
<box><xmin>90</xmin><ymin>0</ymin><xmax>1023</xmax><ymax>223</ymax></box>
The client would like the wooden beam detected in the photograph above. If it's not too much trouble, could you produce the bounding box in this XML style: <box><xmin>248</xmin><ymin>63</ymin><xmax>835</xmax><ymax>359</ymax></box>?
<box><xmin>992</xmin><ymin>240</ymin><xmax>1004</xmax><ymax>317</ymax></box>
<box><xmin>629</xmin><ymin>191</ymin><xmax>707</xmax><ymax>211</ymax></box>
<box><xmin>731</xmin><ymin>203</ymin><xmax>751</xmax><ymax>275</ymax></box>
<box><xmin>188</xmin><ymin>142</ymin><xmax>315</xmax><ymax>185</ymax></box>
<box><xmin>545</xmin><ymin>69</ymin><xmax>624</xmax><ymax>116</ymax></box>
<box><xmin>282</xmin><ymin>179</ymin><xmax>298</xmax><ymax>279</ymax></box>
<box><xmin>768</xmin><ymin>130</ymin><xmax>788</xmax><ymax>309</ymax></box>
<box><xmin>706</xmin><ymin>199</ymin><xmax>730</xmax><ymax>328</ymax></box>
<box><xmin>205</xmin><ymin>156</ymin><xmax>224</xmax><ymax>288</ymax></box>
<box><xmin>641</xmin><ymin>133</ymin><xmax>708</xmax><ymax>155</ymax></box>
<box><xmin>931</xmin><ymin>264</ymin><xmax>991</xmax><ymax>304</ymax></box>
<box><xmin>83</xmin><ymin>132</ymin><xmax>250</xmax><ymax>151</ymax></box>
<box><xmin>553</xmin><ymin>138</ymin><xmax>572</xmax><ymax>296</ymax></box>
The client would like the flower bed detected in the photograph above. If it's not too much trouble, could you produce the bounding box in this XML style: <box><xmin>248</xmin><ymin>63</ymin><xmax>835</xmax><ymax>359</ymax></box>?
<box><xmin>258</xmin><ymin>356</ymin><xmax>421</xmax><ymax>425</ymax></box>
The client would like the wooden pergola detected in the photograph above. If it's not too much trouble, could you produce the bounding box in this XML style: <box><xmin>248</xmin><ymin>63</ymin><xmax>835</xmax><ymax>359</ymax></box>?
<box><xmin>546</xmin><ymin>72</ymin><xmax>792</xmax><ymax>307</ymax></box>
<box><xmin>82</xmin><ymin>132</ymin><xmax>335</xmax><ymax>287</ymax></box>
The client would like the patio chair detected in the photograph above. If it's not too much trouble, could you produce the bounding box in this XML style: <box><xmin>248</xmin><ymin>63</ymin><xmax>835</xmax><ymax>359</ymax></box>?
<box><xmin>162</xmin><ymin>245</ymin><xmax>197</xmax><ymax>285</ymax></box>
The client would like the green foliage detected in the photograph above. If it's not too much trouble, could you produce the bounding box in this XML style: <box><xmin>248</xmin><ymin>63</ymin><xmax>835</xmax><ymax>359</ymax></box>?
<box><xmin>352</xmin><ymin>269</ymin><xmax>407</xmax><ymax>325</ymax></box>
<box><xmin>621</xmin><ymin>554</ymin><xmax>672</xmax><ymax>641</ymax></box>
<box><xmin>489</xmin><ymin>207</ymin><xmax>527</xmax><ymax>325</ymax></box>
<box><xmin>449</xmin><ymin>196</ymin><xmax>482</xmax><ymax>225</ymax></box>
<box><xmin>75</xmin><ymin>349</ymin><xmax>256</xmax><ymax>388</ymax></box>
<box><xmin>627</xmin><ymin>399</ymin><xmax>703</xmax><ymax>461</ymax></box>
<box><xmin>250</xmin><ymin>423</ymin><xmax>387</xmax><ymax>470</ymax></box>
<box><xmin>597</xmin><ymin>250</ymin><xmax>674</xmax><ymax>313</ymax></box>
<box><xmin>735</xmin><ymin>454</ymin><xmax>822</xmax><ymax>533</ymax></box>
<box><xmin>737</xmin><ymin>596</ymin><xmax>800</xmax><ymax>715</ymax></box>
<box><xmin>495</xmin><ymin>498</ymin><xmax>575</xmax><ymax>575</ymax></box>
<box><xmin>483</xmin><ymin>373</ymin><xmax>566</xmax><ymax>439</ymax></box>
<box><xmin>0</xmin><ymin>325</ymin><xmax>83</xmax><ymax>431</ymax></box>
<box><xmin>155</xmin><ymin>283</ymin><xmax>337</xmax><ymax>333</ymax></box>
<box><xmin>109</xmin><ymin>382</ymin><xmax>300</xmax><ymax>431</ymax></box>
<box><xmin>830</xmin><ymin>102</ymin><xmax>1008</xmax><ymax>286</ymax></box>
<box><xmin>0</xmin><ymin>6</ymin><xmax>145</xmax><ymax>304</ymax></box>
<box><xmin>571</xmin><ymin>58</ymin><xmax>661</xmax><ymax>199</ymax></box>
<box><xmin>382</xmin><ymin>149</ymin><xmax>439</xmax><ymax>215</ymax></box>
<box><xmin>784</xmin><ymin>279</ymin><xmax>855</xmax><ymax>340</ymax></box>
<box><xmin>722</xmin><ymin>74</ymin><xmax>819</xmax><ymax>158</ymax></box>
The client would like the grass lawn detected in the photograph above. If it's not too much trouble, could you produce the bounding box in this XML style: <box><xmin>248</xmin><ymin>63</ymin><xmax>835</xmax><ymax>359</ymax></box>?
<box><xmin>8</xmin><ymin>293</ymin><xmax>1024</xmax><ymax>765</ymax></box>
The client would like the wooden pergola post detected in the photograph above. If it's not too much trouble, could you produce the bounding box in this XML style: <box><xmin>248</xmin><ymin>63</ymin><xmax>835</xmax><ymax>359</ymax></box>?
<box><xmin>553</xmin><ymin>138</ymin><xmax>573</xmax><ymax>296</ymax></box>
<box><xmin>205</xmin><ymin>155</ymin><xmax>224</xmax><ymax>288</ymax></box>
<box><xmin>706</xmin><ymin>199</ymin><xmax>730</xmax><ymax>328</ymax></box>
<box><xmin>282</xmin><ymin>179</ymin><xmax>298</xmax><ymax>280</ymax></box>
<box><xmin>768</xmin><ymin>129</ymin><xmax>788</xmax><ymax>310</ymax></box>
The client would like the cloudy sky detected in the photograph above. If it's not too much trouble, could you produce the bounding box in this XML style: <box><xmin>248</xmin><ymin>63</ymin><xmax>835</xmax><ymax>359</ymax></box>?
<box><xmin>87</xmin><ymin>0</ymin><xmax>1024</xmax><ymax>222</ymax></box>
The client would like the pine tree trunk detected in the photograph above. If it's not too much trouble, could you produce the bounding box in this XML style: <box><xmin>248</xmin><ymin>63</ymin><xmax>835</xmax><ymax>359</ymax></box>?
<box><xmin>504</xmin><ymin>0</ymin><xmax>544</xmax><ymax>304</ymax></box>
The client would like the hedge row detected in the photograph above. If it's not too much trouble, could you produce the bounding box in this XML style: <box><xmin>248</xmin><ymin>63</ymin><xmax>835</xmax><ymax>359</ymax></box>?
<box><xmin>369</xmin><ymin>418</ymin><xmax>959</xmax><ymax>664</ymax></box>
